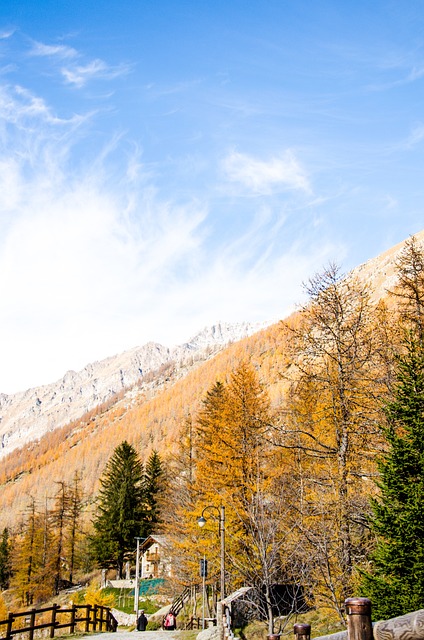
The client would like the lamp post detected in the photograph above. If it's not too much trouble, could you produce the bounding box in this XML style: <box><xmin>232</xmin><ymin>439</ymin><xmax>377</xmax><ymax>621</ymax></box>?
<box><xmin>197</xmin><ymin>505</ymin><xmax>225</xmax><ymax>601</ymax></box>
<box><xmin>134</xmin><ymin>537</ymin><xmax>145</xmax><ymax>620</ymax></box>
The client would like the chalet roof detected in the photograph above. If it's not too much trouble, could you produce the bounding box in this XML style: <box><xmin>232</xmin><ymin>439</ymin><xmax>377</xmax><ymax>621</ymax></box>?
<box><xmin>140</xmin><ymin>534</ymin><xmax>171</xmax><ymax>551</ymax></box>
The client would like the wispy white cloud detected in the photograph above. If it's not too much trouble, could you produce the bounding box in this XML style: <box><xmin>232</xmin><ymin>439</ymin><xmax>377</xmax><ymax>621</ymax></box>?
<box><xmin>222</xmin><ymin>150</ymin><xmax>311</xmax><ymax>195</ymax></box>
<box><xmin>367</xmin><ymin>62</ymin><xmax>424</xmax><ymax>92</ymax></box>
<box><xmin>383</xmin><ymin>195</ymin><xmax>398</xmax><ymax>210</ymax></box>
<box><xmin>61</xmin><ymin>59</ymin><xmax>131</xmax><ymax>88</ymax></box>
<box><xmin>0</xmin><ymin>64</ymin><xmax>17</xmax><ymax>75</ymax></box>
<box><xmin>0</xmin><ymin>79</ymin><xmax>331</xmax><ymax>393</ymax></box>
<box><xmin>405</xmin><ymin>123</ymin><xmax>424</xmax><ymax>148</ymax></box>
<box><xmin>0</xmin><ymin>84</ymin><xmax>208</xmax><ymax>390</ymax></box>
<box><xmin>407</xmin><ymin>65</ymin><xmax>424</xmax><ymax>82</ymax></box>
<box><xmin>29</xmin><ymin>40</ymin><xmax>78</xmax><ymax>59</ymax></box>
<box><xmin>0</xmin><ymin>28</ymin><xmax>15</xmax><ymax>40</ymax></box>
<box><xmin>0</xmin><ymin>84</ymin><xmax>91</xmax><ymax>127</ymax></box>
<box><xmin>25</xmin><ymin>38</ymin><xmax>131</xmax><ymax>89</ymax></box>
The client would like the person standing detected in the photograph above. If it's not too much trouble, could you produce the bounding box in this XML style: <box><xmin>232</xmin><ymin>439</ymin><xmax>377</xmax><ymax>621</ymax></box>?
<box><xmin>164</xmin><ymin>612</ymin><xmax>176</xmax><ymax>630</ymax></box>
<box><xmin>137</xmin><ymin>610</ymin><xmax>148</xmax><ymax>631</ymax></box>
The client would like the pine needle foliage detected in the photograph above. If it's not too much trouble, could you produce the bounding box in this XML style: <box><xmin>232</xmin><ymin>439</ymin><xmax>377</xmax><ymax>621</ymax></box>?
<box><xmin>144</xmin><ymin>450</ymin><xmax>165</xmax><ymax>532</ymax></box>
<box><xmin>0</xmin><ymin>528</ymin><xmax>11</xmax><ymax>591</ymax></box>
<box><xmin>360</xmin><ymin>236</ymin><xmax>424</xmax><ymax>619</ymax></box>
<box><xmin>360</xmin><ymin>333</ymin><xmax>424</xmax><ymax>618</ymax></box>
<box><xmin>91</xmin><ymin>441</ymin><xmax>146</xmax><ymax>577</ymax></box>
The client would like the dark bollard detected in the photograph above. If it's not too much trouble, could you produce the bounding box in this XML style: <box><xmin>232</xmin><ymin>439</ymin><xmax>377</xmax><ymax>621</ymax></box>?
<box><xmin>345</xmin><ymin>598</ymin><xmax>372</xmax><ymax>640</ymax></box>
<box><xmin>294</xmin><ymin>623</ymin><xmax>311</xmax><ymax>640</ymax></box>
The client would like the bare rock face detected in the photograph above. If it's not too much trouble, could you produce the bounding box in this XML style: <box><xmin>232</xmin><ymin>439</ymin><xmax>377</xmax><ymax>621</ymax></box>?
<box><xmin>2</xmin><ymin>230</ymin><xmax>423</xmax><ymax>461</ymax></box>
<box><xmin>0</xmin><ymin>322</ymin><xmax>266</xmax><ymax>458</ymax></box>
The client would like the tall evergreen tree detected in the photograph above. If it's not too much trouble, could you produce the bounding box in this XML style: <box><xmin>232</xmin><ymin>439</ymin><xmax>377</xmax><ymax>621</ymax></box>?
<box><xmin>143</xmin><ymin>450</ymin><xmax>165</xmax><ymax>533</ymax></box>
<box><xmin>0</xmin><ymin>528</ymin><xmax>11</xmax><ymax>591</ymax></box>
<box><xmin>360</xmin><ymin>333</ymin><xmax>424</xmax><ymax>619</ymax></box>
<box><xmin>91</xmin><ymin>441</ymin><xmax>146</xmax><ymax>577</ymax></box>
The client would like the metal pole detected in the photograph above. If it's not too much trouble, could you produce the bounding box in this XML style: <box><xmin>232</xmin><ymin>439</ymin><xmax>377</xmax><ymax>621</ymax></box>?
<box><xmin>134</xmin><ymin>538</ymin><xmax>141</xmax><ymax>619</ymax></box>
<box><xmin>220</xmin><ymin>506</ymin><xmax>225</xmax><ymax>600</ymax></box>
<box><xmin>197</xmin><ymin>505</ymin><xmax>226</xmax><ymax>604</ymax></box>
<box><xmin>202</xmin><ymin>555</ymin><xmax>206</xmax><ymax>630</ymax></box>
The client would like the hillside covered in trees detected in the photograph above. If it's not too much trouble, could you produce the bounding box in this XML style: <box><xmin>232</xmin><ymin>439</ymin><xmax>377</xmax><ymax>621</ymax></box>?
<box><xmin>1</xmin><ymin>232</ymin><xmax>424</xmax><ymax>626</ymax></box>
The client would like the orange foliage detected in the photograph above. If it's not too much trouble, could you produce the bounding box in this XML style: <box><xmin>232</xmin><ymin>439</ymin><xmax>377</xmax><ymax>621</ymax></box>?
<box><xmin>0</xmin><ymin>320</ymin><xmax>294</xmax><ymax>530</ymax></box>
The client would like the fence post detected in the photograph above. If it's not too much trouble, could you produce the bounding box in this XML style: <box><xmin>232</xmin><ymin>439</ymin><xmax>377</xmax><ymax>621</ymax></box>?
<box><xmin>85</xmin><ymin>605</ymin><xmax>92</xmax><ymax>633</ymax></box>
<box><xmin>294</xmin><ymin>623</ymin><xmax>311</xmax><ymax>640</ymax></box>
<box><xmin>99</xmin><ymin>605</ymin><xmax>104</xmax><ymax>631</ymax></box>
<box><xmin>50</xmin><ymin>603</ymin><xmax>59</xmax><ymax>639</ymax></box>
<box><xmin>345</xmin><ymin>598</ymin><xmax>372</xmax><ymax>640</ymax></box>
<box><xmin>29</xmin><ymin>608</ymin><xmax>37</xmax><ymax>640</ymax></box>
<box><xmin>6</xmin><ymin>612</ymin><xmax>14</xmax><ymax>640</ymax></box>
<box><xmin>70</xmin><ymin>604</ymin><xmax>76</xmax><ymax>634</ymax></box>
<box><xmin>93</xmin><ymin>605</ymin><xmax>98</xmax><ymax>631</ymax></box>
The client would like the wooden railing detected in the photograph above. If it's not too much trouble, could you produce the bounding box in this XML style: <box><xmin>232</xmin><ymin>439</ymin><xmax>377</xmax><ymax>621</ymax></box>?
<box><xmin>185</xmin><ymin>616</ymin><xmax>217</xmax><ymax>630</ymax></box>
<box><xmin>169</xmin><ymin>585</ymin><xmax>192</xmax><ymax>617</ymax></box>
<box><xmin>0</xmin><ymin>603</ymin><xmax>118</xmax><ymax>640</ymax></box>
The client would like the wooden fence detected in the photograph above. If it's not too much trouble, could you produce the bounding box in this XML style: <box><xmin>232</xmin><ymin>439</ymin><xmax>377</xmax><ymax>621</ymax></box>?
<box><xmin>0</xmin><ymin>603</ymin><xmax>118</xmax><ymax>640</ymax></box>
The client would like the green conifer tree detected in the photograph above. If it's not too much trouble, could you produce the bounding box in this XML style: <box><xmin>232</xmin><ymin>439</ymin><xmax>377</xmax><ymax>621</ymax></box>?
<box><xmin>0</xmin><ymin>528</ymin><xmax>11</xmax><ymax>590</ymax></box>
<box><xmin>143</xmin><ymin>450</ymin><xmax>165</xmax><ymax>534</ymax></box>
<box><xmin>91</xmin><ymin>441</ymin><xmax>146</xmax><ymax>577</ymax></box>
<box><xmin>360</xmin><ymin>333</ymin><xmax>424</xmax><ymax>619</ymax></box>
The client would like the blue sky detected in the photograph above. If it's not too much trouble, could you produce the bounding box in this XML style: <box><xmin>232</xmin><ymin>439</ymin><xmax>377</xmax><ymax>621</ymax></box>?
<box><xmin>0</xmin><ymin>0</ymin><xmax>423</xmax><ymax>393</ymax></box>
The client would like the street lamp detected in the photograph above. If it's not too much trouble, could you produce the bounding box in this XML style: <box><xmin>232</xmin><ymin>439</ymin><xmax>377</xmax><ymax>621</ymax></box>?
<box><xmin>134</xmin><ymin>537</ymin><xmax>146</xmax><ymax>620</ymax></box>
<box><xmin>197</xmin><ymin>505</ymin><xmax>225</xmax><ymax>601</ymax></box>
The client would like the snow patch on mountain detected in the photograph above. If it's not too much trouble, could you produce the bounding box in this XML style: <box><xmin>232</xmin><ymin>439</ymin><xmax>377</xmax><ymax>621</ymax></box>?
<box><xmin>0</xmin><ymin>321</ymin><xmax>268</xmax><ymax>458</ymax></box>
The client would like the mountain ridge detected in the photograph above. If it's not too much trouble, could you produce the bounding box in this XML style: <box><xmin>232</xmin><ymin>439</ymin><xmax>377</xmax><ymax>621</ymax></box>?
<box><xmin>0</xmin><ymin>230</ymin><xmax>424</xmax><ymax>531</ymax></box>
<box><xmin>1</xmin><ymin>230</ymin><xmax>423</xmax><ymax>463</ymax></box>
<box><xmin>0</xmin><ymin>321</ymin><xmax>268</xmax><ymax>459</ymax></box>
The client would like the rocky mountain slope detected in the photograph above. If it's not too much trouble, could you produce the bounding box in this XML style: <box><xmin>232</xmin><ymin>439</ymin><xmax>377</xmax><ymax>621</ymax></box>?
<box><xmin>1</xmin><ymin>229</ymin><xmax>423</xmax><ymax>464</ymax></box>
<box><xmin>0</xmin><ymin>321</ymin><xmax>265</xmax><ymax>459</ymax></box>
<box><xmin>0</xmin><ymin>230</ymin><xmax>423</xmax><ymax>531</ymax></box>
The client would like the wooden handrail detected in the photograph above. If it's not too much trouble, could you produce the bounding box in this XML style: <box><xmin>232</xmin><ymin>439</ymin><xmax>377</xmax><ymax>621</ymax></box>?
<box><xmin>0</xmin><ymin>603</ymin><xmax>117</xmax><ymax>640</ymax></box>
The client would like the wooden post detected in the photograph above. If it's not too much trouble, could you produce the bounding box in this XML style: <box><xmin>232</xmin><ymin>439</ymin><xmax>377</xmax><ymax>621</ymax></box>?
<box><xmin>99</xmin><ymin>605</ymin><xmax>104</xmax><ymax>631</ymax></box>
<box><xmin>93</xmin><ymin>604</ymin><xmax>98</xmax><ymax>631</ymax></box>
<box><xmin>6</xmin><ymin>612</ymin><xmax>14</xmax><ymax>640</ymax></box>
<box><xmin>50</xmin><ymin>603</ymin><xmax>59</xmax><ymax>638</ymax></box>
<box><xmin>85</xmin><ymin>605</ymin><xmax>92</xmax><ymax>633</ymax></box>
<box><xmin>29</xmin><ymin>609</ymin><xmax>37</xmax><ymax>640</ymax></box>
<box><xmin>294</xmin><ymin>623</ymin><xmax>311</xmax><ymax>640</ymax></box>
<box><xmin>345</xmin><ymin>598</ymin><xmax>372</xmax><ymax>640</ymax></box>
<box><xmin>70</xmin><ymin>604</ymin><xmax>76</xmax><ymax>634</ymax></box>
<box><xmin>217</xmin><ymin>601</ymin><xmax>224</xmax><ymax>640</ymax></box>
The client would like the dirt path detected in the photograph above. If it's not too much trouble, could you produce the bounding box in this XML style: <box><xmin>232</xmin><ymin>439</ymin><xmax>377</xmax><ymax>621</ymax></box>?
<box><xmin>88</xmin><ymin>631</ymin><xmax>192</xmax><ymax>640</ymax></box>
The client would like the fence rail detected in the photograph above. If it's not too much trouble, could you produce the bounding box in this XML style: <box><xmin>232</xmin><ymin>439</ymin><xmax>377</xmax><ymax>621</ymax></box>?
<box><xmin>0</xmin><ymin>603</ymin><xmax>118</xmax><ymax>640</ymax></box>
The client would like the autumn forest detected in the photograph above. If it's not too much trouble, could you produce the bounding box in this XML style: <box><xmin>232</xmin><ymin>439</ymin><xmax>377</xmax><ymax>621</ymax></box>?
<box><xmin>1</xmin><ymin>234</ymin><xmax>424</xmax><ymax>628</ymax></box>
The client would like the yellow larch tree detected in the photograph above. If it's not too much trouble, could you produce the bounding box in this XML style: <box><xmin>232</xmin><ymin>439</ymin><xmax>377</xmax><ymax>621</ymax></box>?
<box><xmin>276</xmin><ymin>263</ymin><xmax>389</xmax><ymax>620</ymax></box>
